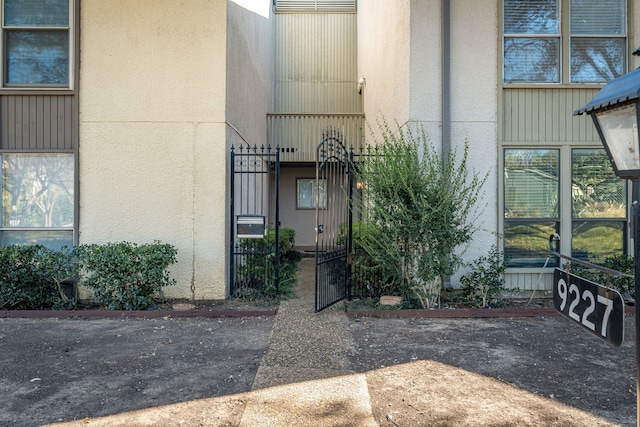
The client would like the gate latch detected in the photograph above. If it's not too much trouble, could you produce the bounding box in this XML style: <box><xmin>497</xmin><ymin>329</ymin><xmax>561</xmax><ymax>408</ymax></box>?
<box><xmin>316</xmin><ymin>224</ymin><xmax>323</xmax><ymax>234</ymax></box>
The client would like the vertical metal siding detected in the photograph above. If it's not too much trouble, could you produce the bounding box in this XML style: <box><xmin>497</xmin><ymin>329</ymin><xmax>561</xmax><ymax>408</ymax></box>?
<box><xmin>505</xmin><ymin>271</ymin><xmax>554</xmax><ymax>291</ymax></box>
<box><xmin>275</xmin><ymin>0</ymin><xmax>356</xmax><ymax>12</ymax></box>
<box><xmin>502</xmin><ymin>88</ymin><xmax>600</xmax><ymax>142</ymax></box>
<box><xmin>1</xmin><ymin>95</ymin><xmax>76</xmax><ymax>150</ymax></box>
<box><xmin>268</xmin><ymin>113</ymin><xmax>364</xmax><ymax>161</ymax></box>
<box><xmin>274</xmin><ymin>13</ymin><xmax>360</xmax><ymax>114</ymax></box>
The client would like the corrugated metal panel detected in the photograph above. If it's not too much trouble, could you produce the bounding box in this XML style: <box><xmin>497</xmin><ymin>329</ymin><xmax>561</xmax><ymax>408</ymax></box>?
<box><xmin>268</xmin><ymin>113</ymin><xmax>364</xmax><ymax>162</ymax></box>
<box><xmin>502</xmin><ymin>88</ymin><xmax>600</xmax><ymax>142</ymax></box>
<box><xmin>275</xmin><ymin>0</ymin><xmax>356</xmax><ymax>12</ymax></box>
<box><xmin>274</xmin><ymin>12</ymin><xmax>360</xmax><ymax>113</ymax></box>
<box><xmin>1</xmin><ymin>95</ymin><xmax>76</xmax><ymax>150</ymax></box>
<box><xmin>505</xmin><ymin>272</ymin><xmax>553</xmax><ymax>291</ymax></box>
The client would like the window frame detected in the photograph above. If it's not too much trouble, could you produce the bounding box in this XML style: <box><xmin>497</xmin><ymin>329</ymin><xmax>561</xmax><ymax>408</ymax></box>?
<box><xmin>570</xmin><ymin>148</ymin><xmax>627</xmax><ymax>261</ymax></box>
<box><xmin>503</xmin><ymin>148</ymin><xmax>561</xmax><ymax>267</ymax></box>
<box><xmin>0</xmin><ymin>152</ymin><xmax>75</xmax><ymax>250</ymax></box>
<box><xmin>297</xmin><ymin>178</ymin><xmax>326</xmax><ymax>210</ymax></box>
<box><xmin>502</xmin><ymin>0</ymin><xmax>629</xmax><ymax>86</ymax></box>
<box><xmin>0</xmin><ymin>0</ymin><xmax>74</xmax><ymax>90</ymax></box>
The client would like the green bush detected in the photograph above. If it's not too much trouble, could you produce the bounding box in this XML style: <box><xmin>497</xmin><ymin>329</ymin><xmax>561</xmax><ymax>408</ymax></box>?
<box><xmin>0</xmin><ymin>245</ymin><xmax>76</xmax><ymax>310</ymax></box>
<box><xmin>350</xmin><ymin>222</ymin><xmax>399</xmax><ymax>297</ymax></box>
<box><xmin>460</xmin><ymin>244</ymin><xmax>509</xmax><ymax>308</ymax></box>
<box><xmin>568</xmin><ymin>254</ymin><xmax>634</xmax><ymax>298</ymax></box>
<box><xmin>235</xmin><ymin>227</ymin><xmax>300</xmax><ymax>300</ymax></box>
<box><xmin>76</xmin><ymin>241</ymin><xmax>177</xmax><ymax>310</ymax></box>
<box><xmin>354</xmin><ymin>119</ymin><xmax>488</xmax><ymax>308</ymax></box>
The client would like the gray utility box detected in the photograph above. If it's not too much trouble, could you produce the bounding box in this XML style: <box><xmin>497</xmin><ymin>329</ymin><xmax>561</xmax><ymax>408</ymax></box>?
<box><xmin>237</xmin><ymin>215</ymin><xmax>267</xmax><ymax>239</ymax></box>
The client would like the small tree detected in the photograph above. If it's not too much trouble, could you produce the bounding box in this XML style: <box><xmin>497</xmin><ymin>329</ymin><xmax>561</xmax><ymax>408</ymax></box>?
<box><xmin>355</xmin><ymin>120</ymin><xmax>487</xmax><ymax>308</ymax></box>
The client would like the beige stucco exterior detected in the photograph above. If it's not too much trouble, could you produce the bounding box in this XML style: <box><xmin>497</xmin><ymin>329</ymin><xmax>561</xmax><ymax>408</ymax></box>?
<box><xmin>79</xmin><ymin>0</ymin><xmax>272</xmax><ymax>300</ymax></box>
<box><xmin>358</xmin><ymin>0</ymin><xmax>499</xmax><ymax>274</ymax></box>
<box><xmin>74</xmin><ymin>0</ymin><xmax>639</xmax><ymax>299</ymax></box>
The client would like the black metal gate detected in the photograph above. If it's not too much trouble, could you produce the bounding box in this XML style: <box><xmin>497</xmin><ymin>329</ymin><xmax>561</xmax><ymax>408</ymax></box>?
<box><xmin>315</xmin><ymin>129</ymin><xmax>353</xmax><ymax>312</ymax></box>
<box><xmin>229</xmin><ymin>145</ymin><xmax>280</xmax><ymax>299</ymax></box>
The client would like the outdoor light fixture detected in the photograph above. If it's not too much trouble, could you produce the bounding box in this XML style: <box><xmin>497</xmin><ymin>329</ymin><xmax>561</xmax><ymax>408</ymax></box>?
<box><xmin>574</xmin><ymin>49</ymin><xmax>640</xmax><ymax>426</ymax></box>
<box><xmin>357</xmin><ymin>76</ymin><xmax>366</xmax><ymax>94</ymax></box>
<box><xmin>575</xmin><ymin>67</ymin><xmax>640</xmax><ymax>178</ymax></box>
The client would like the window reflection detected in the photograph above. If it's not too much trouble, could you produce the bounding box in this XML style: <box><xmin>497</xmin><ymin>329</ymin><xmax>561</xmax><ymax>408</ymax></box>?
<box><xmin>2</xmin><ymin>154</ymin><xmax>74</xmax><ymax>228</ymax></box>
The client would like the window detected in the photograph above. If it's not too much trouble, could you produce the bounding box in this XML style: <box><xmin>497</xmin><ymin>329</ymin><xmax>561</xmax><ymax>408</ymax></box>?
<box><xmin>503</xmin><ymin>0</ymin><xmax>627</xmax><ymax>83</ymax></box>
<box><xmin>504</xmin><ymin>148</ymin><xmax>627</xmax><ymax>267</ymax></box>
<box><xmin>571</xmin><ymin>148</ymin><xmax>626</xmax><ymax>261</ymax></box>
<box><xmin>2</xmin><ymin>0</ymin><xmax>71</xmax><ymax>87</ymax></box>
<box><xmin>0</xmin><ymin>154</ymin><xmax>74</xmax><ymax>249</ymax></box>
<box><xmin>504</xmin><ymin>149</ymin><xmax>560</xmax><ymax>266</ymax></box>
<box><xmin>297</xmin><ymin>178</ymin><xmax>326</xmax><ymax>209</ymax></box>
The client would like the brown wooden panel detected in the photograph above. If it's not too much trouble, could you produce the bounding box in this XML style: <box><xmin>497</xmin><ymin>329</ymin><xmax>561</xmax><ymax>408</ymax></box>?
<box><xmin>0</xmin><ymin>95</ymin><xmax>76</xmax><ymax>150</ymax></box>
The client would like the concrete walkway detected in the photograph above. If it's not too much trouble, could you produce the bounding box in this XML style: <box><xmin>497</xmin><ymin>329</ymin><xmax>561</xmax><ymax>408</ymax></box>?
<box><xmin>241</xmin><ymin>258</ymin><xmax>377</xmax><ymax>425</ymax></box>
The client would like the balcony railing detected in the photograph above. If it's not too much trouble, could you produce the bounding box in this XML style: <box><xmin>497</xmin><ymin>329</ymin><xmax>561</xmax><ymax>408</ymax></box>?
<box><xmin>267</xmin><ymin>113</ymin><xmax>365</xmax><ymax>162</ymax></box>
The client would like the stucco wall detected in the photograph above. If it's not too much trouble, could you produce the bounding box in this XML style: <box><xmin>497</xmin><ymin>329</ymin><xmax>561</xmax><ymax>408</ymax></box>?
<box><xmin>448</xmin><ymin>0</ymin><xmax>499</xmax><ymax>268</ymax></box>
<box><xmin>227</xmin><ymin>1</ymin><xmax>273</xmax><ymax>147</ymax></box>
<box><xmin>357</xmin><ymin>0</ymin><xmax>412</xmax><ymax>128</ymax></box>
<box><xmin>79</xmin><ymin>0</ymin><xmax>228</xmax><ymax>299</ymax></box>
<box><xmin>358</xmin><ymin>0</ymin><xmax>499</xmax><ymax>284</ymax></box>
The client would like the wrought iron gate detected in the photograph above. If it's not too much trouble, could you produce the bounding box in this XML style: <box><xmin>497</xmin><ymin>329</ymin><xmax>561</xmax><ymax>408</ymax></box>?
<box><xmin>315</xmin><ymin>129</ymin><xmax>353</xmax><ymax>312</ymax></box>
<box><xmin>229</xmin><ymin>145</ymin><xmax>280</xmax><ymax>298</ymax></box>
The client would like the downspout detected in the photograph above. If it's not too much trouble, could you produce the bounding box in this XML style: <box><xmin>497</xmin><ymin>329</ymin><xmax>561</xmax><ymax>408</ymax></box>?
<box><xmin>442</xmin><ymin>0</ymin><xmax>451</xmax><ymax>163</ymax></box>
<box><xmin>441</xmin><ymin>0</ymin><xmax>451</xmax><ymax>292</ymax></box>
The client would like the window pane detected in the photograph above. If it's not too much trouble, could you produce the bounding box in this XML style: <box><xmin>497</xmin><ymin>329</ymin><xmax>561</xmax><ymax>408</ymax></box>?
<box><xmin>6</xmin><ymin>30</ymin><xmax>69</xmax><ymax>85</ymax></box>
<box><xmin>504</xmin><ymin>0</ymin><xmax>559</xmax><ymax>34</ymax></box>
<box><xmin>570</xmin><ymin>37</ymin><xmax>625</xmax><ymax>83</ymax></box>
<box><xmin>297</xmin><ymin>179</ymin><xmax>314</xmax><ymax>209</ymax></box>
<box><xmin>4</xmin><ymin>0</ymin><xmax>69</xmax><ymax>27</ymax></box>
<box><xmin>572</xmin><ymin>148</ymin><xmax>626</xmax><ymax>218</ymax></box>
<box><xmin>505</xmin><ymin>149</ymin><xmax>559</xmax><ymax>218</ymax></box>
<box><xmin>2</xmin><ymin>154</ymin><xmax>74</xmax><ymax>228</ymax></box>
<box><xmin>504</xmin><ymin>38</ymin><xmax>560</xmax><ymax>83</ymax></box>
<box><xmin>570</xmin><ymin>0</ymin><xmax>625</xmax><ymax>35</ymax></box>
<box><xmin>504</xmin><ymin>221</ymin><xmax>559</xmax><ymax>267</ymax></box>
<box><xmin>572</xmin><ymin>221</ymin><xmax>625</xmax><ymax>262</ymax></box>
<box><xmin>0</xmin><ymin>230</ymin><xmax>73</xmax><ymax>250</ymax></box>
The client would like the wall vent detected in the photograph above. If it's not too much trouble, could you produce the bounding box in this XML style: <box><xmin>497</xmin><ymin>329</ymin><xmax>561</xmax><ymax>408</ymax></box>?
<box><xmin>274</xmin><ymin>0</ymin><xmax>356</xmax><ymax>12</ymax></box>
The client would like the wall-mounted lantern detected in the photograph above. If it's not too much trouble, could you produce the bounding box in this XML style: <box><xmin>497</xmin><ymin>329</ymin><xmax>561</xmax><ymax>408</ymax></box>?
<box><xmin>574</xmin><ymin>48</ymin><xmax>640</xmax><ymax>425</ymax></box>
<box><xmin>574</xmin><ymin>66</ymin><xmax>640</xmax><ymax>178</ymax></box>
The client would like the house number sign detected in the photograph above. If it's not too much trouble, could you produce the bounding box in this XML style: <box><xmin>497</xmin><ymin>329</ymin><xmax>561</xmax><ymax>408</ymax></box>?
<box><xmin>553</xmin><ymin>268</ymin><xmax>625</xmax><ymax>347</ymax></box>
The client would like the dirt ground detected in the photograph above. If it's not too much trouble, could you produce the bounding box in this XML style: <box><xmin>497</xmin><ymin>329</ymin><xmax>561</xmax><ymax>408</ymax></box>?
<box><xmin>1</xmin><ymin>252</ymin><xmax>638</xmax><ymax>427</ymax></box>
<box><xmin>349</xmin><ymin>314</ymin><xmax>636</xmax><ymax>426</ymax></box>
<box><xmin>0</xmin><ymin>307</ymin><xmax>636</xmax><ymax>426</ymax></box>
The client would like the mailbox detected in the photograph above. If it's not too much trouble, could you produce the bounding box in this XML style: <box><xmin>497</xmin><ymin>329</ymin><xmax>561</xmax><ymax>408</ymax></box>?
<box><xmin>237</xmin><ymin>215</ymin><xmax>267</xmax><ymax>239</ymax></box>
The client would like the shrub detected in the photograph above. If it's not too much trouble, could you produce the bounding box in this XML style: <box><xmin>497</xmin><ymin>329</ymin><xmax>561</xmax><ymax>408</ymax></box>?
<box><xmin>350</xmin><ymin>222</ymin><xmax>399</xmax><ymax>297</ymax></box>
<box><xmin>76</xmin><ymin>241</ymin><xmax>177</xmax><ymax>310</ymax></box>
<box><xmin>234</xmin><ymin>227</ymin><xmax>300</xmax><ymax>300</ymax></box>
<box><xmin>460</xmin><ymin>244</ymin><xmax>509</xmax><ymax>308</ymax></box>
<box><xmin>354</xmin><ymin>119</ymin><xmax>488</xmax><ymax>308</ymax></box>
<box><xmin>0</xmin><ymin>245</ymin><xmax>76</xmax><ymax>310</ymax></box>
<box><xmin>568</xmin><ymin>254</ymin><xmax>634</xmax><ymax>298</ymax></box>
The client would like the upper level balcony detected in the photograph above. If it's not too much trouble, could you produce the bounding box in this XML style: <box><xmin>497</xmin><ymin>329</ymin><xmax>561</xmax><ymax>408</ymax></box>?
<box><xmin>267</xmin><ymin>113</ymin><xmax>365</xmax><ymax>162</ymax></box>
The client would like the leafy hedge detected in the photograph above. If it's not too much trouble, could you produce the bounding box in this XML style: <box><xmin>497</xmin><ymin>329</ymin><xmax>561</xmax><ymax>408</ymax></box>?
<box><xmin>0</xmin><ymin>241</ymin><xmax>177</xmax><ymax>310</ymax></box>
<box><xmin>76</xmin><ymin>241</ymin><xmax>177</xmax><ymax>310</ymax></box>
<box><xmin>235</xmin><ymin>227</ymin><xmax>300</xmax><ymax>300</ymax></box>
<box><xmin>568</xmin><ymin>254</ymin><xmax>634</xmax><ymax>299</ymax></box>
<box><xmin>0</xmin><ymin>245</ymin><xmax>76</xmax><ymax>310</ymax></box>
